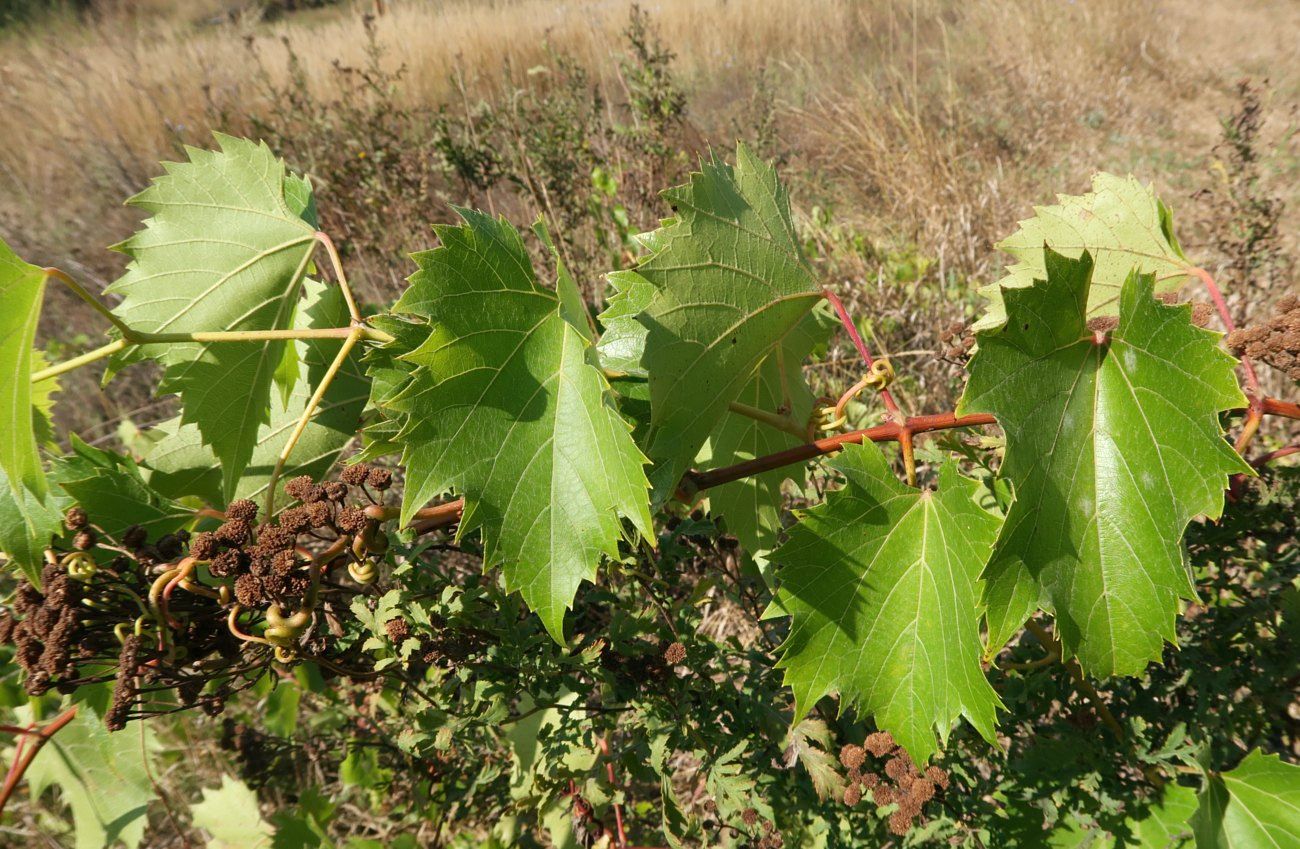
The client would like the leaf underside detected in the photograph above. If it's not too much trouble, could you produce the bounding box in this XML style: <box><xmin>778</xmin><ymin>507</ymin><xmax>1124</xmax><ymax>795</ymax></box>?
<box><xmin>25</xmin><ymin>704</ymin><xmax>156</xmax><ymax>849</ymax></box>
<box><xmin>773</xmin><ymin>444</ymin><xmax>1003</xmax><ymax>763</ymax></box>
<box><xmin>977</xmin><ymin>172</ymin><xmax>1193</xmax><ymax>331</ymax></box>
<box><xmin>0</xmin><ymin>238</ymin><xmax>48</xmax><ymax>500</ymax></box>
<box><xmin>959</xmin><ymin>248</ymin><xmax>1249</xmax><ymax>676</ymax></box>
<box><xmin>141</xmin><ymin>279</ymin><xmax>367</xmax><ymax>506</ymax></box>
<box><xmin>106</xmin><ymin>134</ymin><xmax>318</xmax><ymax>500</ymax></box>
<box><xmin>701</xmin><ymin>309</ymin><xmax>827</xmax><ymax>558</ymax></box>
<box><xmin>630</xmin><ymin>143</ymin><xmax>823</xmax><ymax>500</ymax></box>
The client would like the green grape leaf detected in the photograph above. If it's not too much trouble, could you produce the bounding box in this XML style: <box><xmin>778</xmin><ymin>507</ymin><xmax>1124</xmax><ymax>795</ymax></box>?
<box><xmin>1000</xmin><ymin>784</ymin><xmax>1195</xmax><ymax>848</ymax></box>
<box><xmin>52</xmin><ymin>436</ymin><xmax>191</xmax><ymax>539</ymax></box>
<box><xmin>782</xmin><ymin>717</ymin><xmax>846</xmax><ymax>803</ymax></box>
<box><xmin>1120</xmin><ymin>782</ymin><xmax>1197</xmax><ymax>848</ymax></box>
<box><xmin>141</xmin><ymin>280</ymin><xmax>368</xmax><ymax>506</ymax></box>
<box><xmin>30</xmin><ymin>351</ymin><xmax>60</xmax><ymax>448</ymax></box>
<box><xmin>772</xmin><ymin>444</ymin><xmax>1002</xmax><ymax>763</ymax></box>
<box><xmin>24</xmin><ymin>705</ymin><xmax>156</xmax><ymax>849</ymax></box>
<box><xmin>106</xmin><ymin>135</ymin><xmax>318</xmax><ymax>500</ymax></box>
<box><xmin>192</xmin><ymin>775</ymin><xmax>276</xmax><ymax>849</ymax></box>
<box><xmin>0</xmin><ymin>464</ymin><xmax>67</xmax><ymax>584</ymax></box>
<box><xmin>377</xmin><ymin>209</ymin><xmax>652</xmax><ymax>641</ymax></box>
<box><xmin>1192</xmin><ymin>751</ymin><xmax>1300</xmax><ymax>849</ymax></box>
<box><xmin>701</xmin><ymin>309</ymin><xmax>828</xmax><ymax>556</ymax></box>
<box><xmin>0</xmin><ymin>238</ymin><xmax>48</xmax><ymax>499</ymax></box>
<box><xmin>595</xmin><ymin>269</ymin><xmax>655</xmax><ymax>376</ymax></box>
<box><xmin>977</xmin><ymin>173</ymin><xmax>1193</xmax><ymax>330</ymax></box>
<box><xmin>958</xmin><ymin>249</ymin><xmax>1249</xmax><ymax>676</ymax></box>
<box><xmin>633</xmin><ymin>145</ymin><xmax>822</xmax><ymax>498</ymax></box>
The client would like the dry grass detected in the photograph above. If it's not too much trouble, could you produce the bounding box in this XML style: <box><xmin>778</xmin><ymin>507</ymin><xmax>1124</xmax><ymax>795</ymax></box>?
<box><xmin>1</xmin><ymin>0</ymin><xmax>1296</xmax><ymax>431</ymax></box>
<box><xmin>3</xmin><ymin>0</ymin><xmax>1297</xmax><ymax>275</ymax></box>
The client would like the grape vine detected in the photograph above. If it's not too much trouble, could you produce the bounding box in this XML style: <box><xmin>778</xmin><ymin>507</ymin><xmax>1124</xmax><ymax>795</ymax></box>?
<box><xmin>0</xmin><ymin>137</ymin><xmax>1297</xmax><ymax>848</ymax></box>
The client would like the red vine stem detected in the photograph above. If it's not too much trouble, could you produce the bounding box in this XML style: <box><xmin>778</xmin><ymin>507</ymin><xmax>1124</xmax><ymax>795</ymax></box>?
<box><xmin>1190</xmin><ymin>267</ymin><xmax>1265</xmax><ymax>451</ymax></box>
<box><xmin>0</xmin><ymin>706</ymin><xmax>78</xmax><ymax>814</ymax></box>
<box><xmin>395</xmin><ymin>396</ymin><xmax>1297</xmax><ymax>534</ymax></box>
<box><xmin>597</xmin><ymin>735</ymin><xmax>628</xmax><ymax>848</ymax></box>
<box><xmin>1252</xmin><ymin>444</ymin><xmax>1299</xmax><ymax>468</ymax></box>
<box><xmin>821</xmin><ymin>288</ymin><xmax>903</xmax><ymax>421</ymax></box>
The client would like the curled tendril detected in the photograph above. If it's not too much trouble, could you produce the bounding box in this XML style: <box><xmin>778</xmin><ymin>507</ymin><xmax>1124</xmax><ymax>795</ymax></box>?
<box><xmin>348</xmin><ymin>559</ymin><xmax>377</xmax><ymax>585</ymax></box>
<box><xmin>62</xmin><ymin>551</ymin><xmax>97</xmax><ymax>581</ymax></box>
<box><xmin>818</xmin><ymin>359</ymin><xmax>898</xmax><ymax>433</ymax></box>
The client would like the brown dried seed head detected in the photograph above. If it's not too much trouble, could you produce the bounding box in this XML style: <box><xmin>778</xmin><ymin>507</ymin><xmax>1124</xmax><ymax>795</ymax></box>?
<box><xmin>73</xmin><ymin>529</ymin><xmax>96</xmax><ymax>551</ymax></box>
<box><xmin>909</xmin><ymin>777</ymin><xmax>935</xmax><ymax>803</ymax></box>
<box><xmin>305</xmin><ymin>502</ymin><xmax>331</xmax><ymax>528</ymax></box>
<box><xmin>278</xmin><ymin>506</ymin><xmax>311</xmax><ymax>533</ymax></box>
<box><xmin>335</xmin><ymin>506</ymin><xmax>368</xmax><ymax>535</ymax></box>
<box><xmin>271</xmin><ymin>550</ymin><xmax>298</xmax><ymax>576</ymax></box>
<box><xmin>872</xmin><ymin>785</ymin><xmax>897</xmax><ymax>806</ymax></box>
<box><xmin>214</xmin><ymin>518</ymin><xmax>251</xmax><ymax>545</ymax></box>
<box><xmin>253</xmin><ymin>525</ymin><xmax>296</xmax><ymax>554</ymax></box>
<box><xmin>123</xmin><ymin>524</ymin><xmax>149</xmax><ymax>550</ymax></box>
<box><xmin>233</xmin><ymin>574</ymin><xmax>266</xmax><ymax>607</ymax></box>
<box><xmin>925</xmin><ymin>765</ymin><xmax>950</xmax><ymax>790</ymax></box>
<box><xmin>1086</xmin><ymin>315</ymin><xmax>1119</xmax><ymax>334</ymax></box>
<box><xmin>324</xmin><ymin>482</ymin><xmax>348</xmax><ymax>503</ymax></box>
<box><xmin>860</xmin><ymin>771</ymin><xmax>880</xmax><ymax>789</ymax></box>
<box><xmin>842</xmin><ymin>784</ymin><xmax>862</xmax><ymax>807</ymax></box>
<box><xmin>340</xmin><ymin>463</ymin><xmax>370</xmax><ymax>486</ymax></box>
<box><xmin>663</xmin><ymin>641</ymin><xmax>687</xmax><ymax>665</ymax></box>
<box><xmin>284</xmin><ymin>476</ymin><xmax>316</xmax><ymax>502</ymax></box>
<box><xmin>189</xmin><ymin>532</ymin><xmax>218</xmax><ymax>560</ymax></box>
<box><xmin>864</xmin><ymin>731</ymin><xmax>895</xmax><ymax>757</ymax></box>
<box><xmin>385</xmin><ymin>617</ymin><xmax>411</xmax><ymax>644</ymax></box>
<box><xmin>884</xmin><ymin>756</ymin><xmax>909</xmax><ymax>780</ymax></box>
<box><xmin>839</xmin><ymin>744</ymin><xmax>866</xmax><ymax>770</ymax></box>
<box><xmin>64</xmin><ymin>507</ymin><xmax>88</xmax><ymax>530</ymax></box>
<box><xmin>888</xmin><ymin>810</ymin><xmax>913</xmax><ymax>836</ymax></box>
<box><xmin>208</xmin><ymin>549</ymin><xmax>244</xmax><ymax>578</ymax></box>
<box><xmin>366</xmin><ymin>468</ymin><xmax>393</xmax><ymax>490</ymax></box>
<box><xmin>742</xmin><ymin>807</ymin><xmax>759</xmax><ymax>826</ymax></box>
<box><xmin>225</xmin><ymin>499</ymin><xmax>258</xmax><ymax>522</ymax></box>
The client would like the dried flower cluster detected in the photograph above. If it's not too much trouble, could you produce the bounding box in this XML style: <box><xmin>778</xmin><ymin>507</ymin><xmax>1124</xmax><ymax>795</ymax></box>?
<box><xmin>1228</xmin><ymin>294</ymin><xmax>1300</xmax><ymax>380</ymax></box>
<box><xmin>839</xmin><ymin>732</ymin><xmax>949</xmax><ymax>835</ymax></box>
<box><xmin>0</xmin><ymin>467</ymin><xmax>399</xmax><ymax>731</ymax></box>
<box><xmin>939</xmin><ymin>321</ymin><xmax>975</xmax><ymax>361</ymax></box>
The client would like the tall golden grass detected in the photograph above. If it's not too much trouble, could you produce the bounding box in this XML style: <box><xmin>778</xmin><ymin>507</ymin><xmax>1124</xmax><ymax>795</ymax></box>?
<box><xmin>3</xmin><ymin>0</ymin><xmax>1296</xmax><ymax>274</ymax></box>
<box><xmin>1</xmin><ymin>0</ymin><xmax>1296</xmax><ymax>438</ymax></box>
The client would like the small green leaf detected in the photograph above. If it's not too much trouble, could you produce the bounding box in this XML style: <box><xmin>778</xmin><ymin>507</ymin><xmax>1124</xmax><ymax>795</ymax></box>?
<box><xmin>106</xmin><ymin>135</ymin><xmax>319</xmax><ymax>500</ymax></box>
<box><xmin>959</xmin><ymin>250</ymin><xmax>1249</xmax><ymax>676</ymax></box>
<box><xmin>192</xmin><ymin>775</ymin><xmax>276</xmax><ymax>849</ymax></box>
<box><xmin>1192</xmin><ymin>750</ymin><xmax>1300</xmax><ymax>849</ymax></box>
<box><xmin>773</xmin><ymin>444</ymin><xmax>1002</xmax><ymax>763</ymax></box>
<box><xmin>376</xmin><ymin>209</ymin><xmax>652</xmax><ymax>641</ymax></box>
<box><xmin>977</xmin><ymin>173</ymin><xmax>1192</xmax><ymax>330</ymax></box>
<box><xmin>24</xmin><ymin>705</ymin><xmax>156</xmax><ymax>849</ymax></box>
<box><xmin>0</xmin><ymin>238</ymin><xmax>48</xmax><ymax>499</ymax></box>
